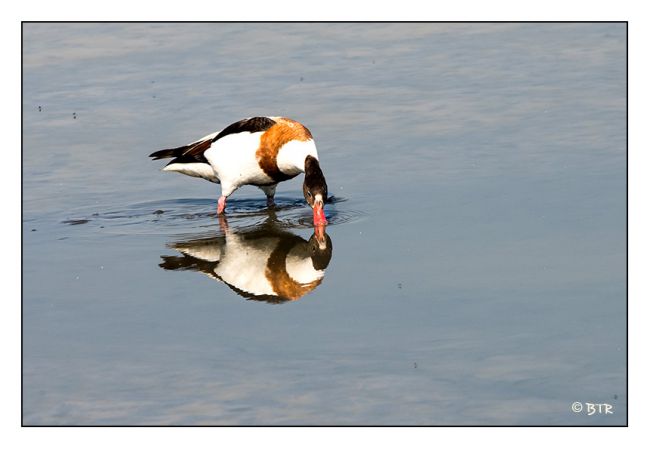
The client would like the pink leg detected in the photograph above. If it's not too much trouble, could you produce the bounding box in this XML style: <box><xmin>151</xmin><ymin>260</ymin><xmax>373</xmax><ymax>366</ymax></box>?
<box><xmin>266</xmin><ymin>196</ymin><xmax>275</xmax><ymax>208</ymax></box>
<box><xmin>218</xmin><ymin>213</ymin><xmax>229</xmax><ymax>233</ymax></box>
<box><xmin>217</xmin><ymin>195</ymin><xmax>227</xmax><ymax>214</ymax></box>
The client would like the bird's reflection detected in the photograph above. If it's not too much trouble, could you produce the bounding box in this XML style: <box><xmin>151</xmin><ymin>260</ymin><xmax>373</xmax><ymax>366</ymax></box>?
<box><xmin>159</xmin><ymin>214</ymin><xmax>333</xmax><ymax>304</ymax></box>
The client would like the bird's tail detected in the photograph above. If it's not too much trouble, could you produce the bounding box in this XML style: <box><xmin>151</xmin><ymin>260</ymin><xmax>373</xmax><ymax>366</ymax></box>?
<box><xmin>149</xmin><ymin>138</ymin><xmax>213</xmax><ymax>161</ymax></box>
<box><xmin>149</xmin><ymin>138</ymin><xmax>218</xmax><ymax>182</ymax></box>
<box><xmin>149</xmin><ymin>145</ymin><xmax>189</xmax><ymax>160</ymax></box>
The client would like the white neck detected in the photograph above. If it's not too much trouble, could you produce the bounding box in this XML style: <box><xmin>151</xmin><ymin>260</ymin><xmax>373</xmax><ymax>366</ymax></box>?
<box><xmin>276</xmin><ymin>139</ymin><xmax>319</xmax><ymax>176</ymax></box>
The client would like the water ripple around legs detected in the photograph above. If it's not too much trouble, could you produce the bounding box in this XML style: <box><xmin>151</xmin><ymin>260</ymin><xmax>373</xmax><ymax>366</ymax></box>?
<box><xmin>61</xmin><ymin>196</ymin><xmax>365</xmax><ymax>237</ymax></box>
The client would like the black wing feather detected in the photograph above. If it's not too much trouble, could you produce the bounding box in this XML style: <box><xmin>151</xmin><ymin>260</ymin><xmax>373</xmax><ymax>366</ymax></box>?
<box><xmin>150</xmin><ymin>117</ymin><xmax>276</xmax><ymax>163</ymax></box>
<box><xmin>212</xmin><ymin>117</ymin><xmax>276</xmax><ymax>142</ymax></box>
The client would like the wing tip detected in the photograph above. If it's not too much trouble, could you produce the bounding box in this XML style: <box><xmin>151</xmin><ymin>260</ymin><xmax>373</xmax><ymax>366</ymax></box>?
<box><xmin>149</xmin><ymin>149</ymin><xmax>174</xmax><ymax>160</ymax></box>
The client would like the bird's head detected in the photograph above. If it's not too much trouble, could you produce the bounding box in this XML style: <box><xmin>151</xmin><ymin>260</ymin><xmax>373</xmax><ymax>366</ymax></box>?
<box><xmin>303</xmin><ymin>155</ymin><xmax>328</xmax><ymax>226</ymax></box>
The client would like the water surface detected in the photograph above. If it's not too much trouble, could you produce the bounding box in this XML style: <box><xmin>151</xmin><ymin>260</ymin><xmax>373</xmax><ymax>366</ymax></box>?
<box><xmin>22</xmin><ymin>23</ymin><xmax>626</xmax><ymax>425</ymax></box>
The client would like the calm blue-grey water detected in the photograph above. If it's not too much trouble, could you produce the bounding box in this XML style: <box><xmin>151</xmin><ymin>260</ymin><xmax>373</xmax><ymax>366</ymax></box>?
<box><xmin>22</xmin><ymin>23</ymin><xmax>626</xmax><ymax>425</ymax></box>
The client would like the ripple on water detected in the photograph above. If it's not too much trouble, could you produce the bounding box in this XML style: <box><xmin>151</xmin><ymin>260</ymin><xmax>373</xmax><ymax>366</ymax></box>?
<box><xmin>61</xmin><ymin>196</ymin><xmax>365</xmax><ymax>236</ymax></box>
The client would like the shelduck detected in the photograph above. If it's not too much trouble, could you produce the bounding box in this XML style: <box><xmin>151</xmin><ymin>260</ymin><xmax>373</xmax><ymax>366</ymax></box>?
<box><xmin>149</xmin><ymin>116</ymin><xmax>328</xmax><ymax>225</ymax></box>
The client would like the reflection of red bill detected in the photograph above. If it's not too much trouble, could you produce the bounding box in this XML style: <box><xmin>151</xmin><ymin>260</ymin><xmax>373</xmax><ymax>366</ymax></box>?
<box><xmin>314</xmin><ymin>223</ymin><xmax>326</xmax><ymax>242</ymax></box>
<box><xmin>313</xmin><ymin>205</ymin><xmax>327</xmax><ymax>226</ymax></box>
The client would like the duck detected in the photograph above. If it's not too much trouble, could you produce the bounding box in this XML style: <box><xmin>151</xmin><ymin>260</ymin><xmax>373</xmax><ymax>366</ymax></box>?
<box><xmin>149</xmin><ymin>116</ymin><xmax>328</xmax><ymax>225</ymax></box>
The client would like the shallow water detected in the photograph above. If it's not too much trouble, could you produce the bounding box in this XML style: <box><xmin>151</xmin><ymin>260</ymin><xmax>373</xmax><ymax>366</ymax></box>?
<box><xmin>22</xmin><ymin>23</ymin><xmax>626</xmax><ymax>425</ymax></box>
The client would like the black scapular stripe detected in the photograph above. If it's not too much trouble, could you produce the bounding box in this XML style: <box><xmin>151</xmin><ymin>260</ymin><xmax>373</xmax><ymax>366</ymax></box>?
<box><xmin>150</xmin><ymin>139</ymin><xmax>212</xmax><ymax>164</ymax></box>
<box><xmin>212</xmin><ymin>117</ymin><xmax>276</xmax><ymax>142</ymax></box>
<box><xmin>149</xmin><ymin>145</ymin><xmax>187</xmax><ymax>160</ymax></box>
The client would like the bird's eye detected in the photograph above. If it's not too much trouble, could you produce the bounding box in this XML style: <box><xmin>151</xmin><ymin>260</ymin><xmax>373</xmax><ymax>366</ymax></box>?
<box><xmin>307</xmin><ymin>191</ymin><xmax>313</xmax><ymax>198</ymax></box>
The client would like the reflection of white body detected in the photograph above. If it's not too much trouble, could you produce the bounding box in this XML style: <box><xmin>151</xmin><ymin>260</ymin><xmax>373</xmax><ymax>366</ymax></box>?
<box><xmin>163</xmin><ymin>226</ymin><xmax>332</xmax><ymax>303</ymax></box>
<box><xmin>214</xmin><ymin>234</ymin><xmax>324</xmax><ymax>297</ymax></box>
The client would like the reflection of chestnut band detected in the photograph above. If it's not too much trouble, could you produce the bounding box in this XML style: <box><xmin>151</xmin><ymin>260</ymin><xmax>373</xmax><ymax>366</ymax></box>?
<box><xmin>266</xmin><ymin>232</ymin><xmax>329</xmax><ymax>301</ymax></box>
<box><xmin>267</xmin><ymin>253</ymin><xmax>322</xmax><ymax>301</ymax></box>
